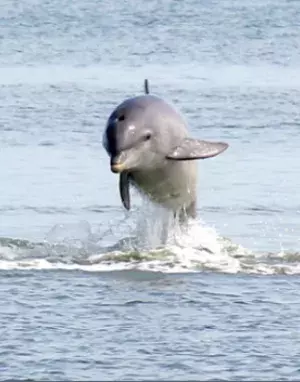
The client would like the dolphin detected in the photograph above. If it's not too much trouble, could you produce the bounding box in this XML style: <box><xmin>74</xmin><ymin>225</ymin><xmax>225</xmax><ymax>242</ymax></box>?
<box><xmin>103</xmin><ymin>79</ymin><xmax>228</xmax><ymax>227</ymax></box>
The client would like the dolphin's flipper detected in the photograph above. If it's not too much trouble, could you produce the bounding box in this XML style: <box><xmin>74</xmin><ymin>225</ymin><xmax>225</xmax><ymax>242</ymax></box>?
<box><xmin>119</xmin><ymin>172</ymin><xmax>131</xmax><ymax>210</ymax></box>
<box><xmin>166</xmin><ymin>138</ymin><xmax>228</xmax><ymax>160</ymax></box>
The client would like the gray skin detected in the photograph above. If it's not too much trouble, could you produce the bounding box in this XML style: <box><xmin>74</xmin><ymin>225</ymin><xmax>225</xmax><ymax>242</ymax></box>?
<box><xmin>103</xmin><ymin>80</ymin><xmax>229</xmax><ymax>228</ymax></box>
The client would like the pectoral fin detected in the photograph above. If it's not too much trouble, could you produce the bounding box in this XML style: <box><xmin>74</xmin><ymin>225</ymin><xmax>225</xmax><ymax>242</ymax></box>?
<box><xmin>166</xmin><ymin>138</ymin><xmax>228</xmax><ymax>160</ymax></box>
<box><xmin>119</xmin><ymin>172</ymin><xmax>131</xmax><ymax>210</ymax></box>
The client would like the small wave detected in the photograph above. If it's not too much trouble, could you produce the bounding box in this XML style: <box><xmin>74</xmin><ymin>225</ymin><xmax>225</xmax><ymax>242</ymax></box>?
<box><xmin>0</xmin><ymin>219</ymin><xmax>299</xmax><ymax>275</ymax></box>
<box><xmin>0</xmin><ymin>205</ymin><xmax>122</xmax><ymax>215</ymax></box>
<box><xmin>1</xmin><ymin>64</ymin><xmax>300</xmax><ymax>89</ymax></box>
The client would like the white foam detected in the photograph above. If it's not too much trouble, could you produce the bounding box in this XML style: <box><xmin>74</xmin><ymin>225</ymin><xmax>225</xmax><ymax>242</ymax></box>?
<box><xmin>0</xmin><ymin>217</ymin><xmax>299</xmax><ymax>275</ymax></box>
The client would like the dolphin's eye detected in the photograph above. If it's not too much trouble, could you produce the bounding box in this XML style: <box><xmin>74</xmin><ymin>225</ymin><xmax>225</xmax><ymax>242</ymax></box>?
<box><xmin>145</xmin><ymin>133</ymin><xmax>151</xmax><ymax>141</ymax></box>
<box><xmin>118</xmin><ymin>115</ymin><xmax>125</xmax><ymax>121</ymax></box>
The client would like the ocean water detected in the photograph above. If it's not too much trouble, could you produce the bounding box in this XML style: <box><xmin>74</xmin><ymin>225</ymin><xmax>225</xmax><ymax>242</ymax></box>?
<box><xmin>1</xmin><ymin>0</ymin><xmax>300</xmax><ymax>380</ymax></box>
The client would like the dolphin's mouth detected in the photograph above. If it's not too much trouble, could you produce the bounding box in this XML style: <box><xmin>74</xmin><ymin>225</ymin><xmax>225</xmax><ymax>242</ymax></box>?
<box><xmin>110</xmin><ymin>150</ymin><xmax>137</xmax><ymax>173</ymax></box>
<box><xmin>110</xmin><ymin>153</ymin><xmax>128</xmax><ymax>173</ymax></box>
<box><xmin>111</xmin><ymin>162</ymin><xmax>126</xmax><ymax>173</ymax></box>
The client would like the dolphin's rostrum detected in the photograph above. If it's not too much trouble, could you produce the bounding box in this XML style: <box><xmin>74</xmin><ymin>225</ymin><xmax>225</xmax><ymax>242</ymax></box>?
<box><xmin>103</xmin><ymin>79</ymin><xmax>228</xmax><ymax>225</ymax></box>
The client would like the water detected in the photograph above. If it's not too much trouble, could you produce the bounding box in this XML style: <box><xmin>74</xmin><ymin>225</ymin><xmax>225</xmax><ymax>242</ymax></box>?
<box><xmin>1</xmin><ymin>0</ymin><xmax>300</xmax><ymax>379</ymax></box>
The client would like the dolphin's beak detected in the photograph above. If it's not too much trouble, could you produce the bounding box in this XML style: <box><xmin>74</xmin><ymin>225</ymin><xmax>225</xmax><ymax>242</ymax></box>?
<box><xmin>111</xmin><ymin>162</ymin><xmax>126</xmax><ymax>173</ymax></box>
<box><xmin>110</xmin><ymin>152</ymin><xmax>128</xmax><ymax>173</ymax></box>
<box><xmin>110</xmin><ymin>149</ymin><xmax>139</xmax><ymax>173</ymax></box>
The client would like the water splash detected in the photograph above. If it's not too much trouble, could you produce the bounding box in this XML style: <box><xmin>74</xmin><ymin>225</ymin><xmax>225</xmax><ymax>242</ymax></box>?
<box><xmin>0</xmin><ymin>212</ymin><xmax>299</xmax><ymax>274</ymax></box>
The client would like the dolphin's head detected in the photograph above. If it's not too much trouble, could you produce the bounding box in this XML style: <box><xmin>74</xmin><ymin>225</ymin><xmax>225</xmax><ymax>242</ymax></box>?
<box><xmin>103</xmin><ymin>95</ymin><xmax>187</xmax><ymax>173</ymax></box>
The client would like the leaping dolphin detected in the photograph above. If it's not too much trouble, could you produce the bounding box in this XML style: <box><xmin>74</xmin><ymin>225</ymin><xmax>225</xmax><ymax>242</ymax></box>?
<box><xmin>103</xmin><ymin>79</ymin><xmax>228</xmax><ymax>225</ymax></box>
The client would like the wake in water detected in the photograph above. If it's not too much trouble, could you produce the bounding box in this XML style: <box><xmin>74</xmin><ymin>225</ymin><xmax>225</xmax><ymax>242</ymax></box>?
<box><xmin>0</xmin><ymin>203</ymin><xmax>299</xmax><ymax>275</ymax></box>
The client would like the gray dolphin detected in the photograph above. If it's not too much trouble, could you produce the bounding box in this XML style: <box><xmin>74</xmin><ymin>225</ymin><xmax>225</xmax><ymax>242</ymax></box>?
<box><xmin>103</xmin><ymin>79</ymin><xmax>228</xmax><ymax>225</ymax></box>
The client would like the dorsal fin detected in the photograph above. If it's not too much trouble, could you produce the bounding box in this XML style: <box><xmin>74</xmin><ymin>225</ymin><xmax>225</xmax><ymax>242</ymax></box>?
<box><xmin>144</xmin><ymin>79</ymin><xmax>150</xmax><ymax>94</ymax></box>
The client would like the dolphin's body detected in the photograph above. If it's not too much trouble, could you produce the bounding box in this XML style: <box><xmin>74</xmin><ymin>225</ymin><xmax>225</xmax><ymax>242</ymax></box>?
<box><xmin>103</xmin><ymin>80</ymin><xmax>228</xmax><ymax>229</ymax></box>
